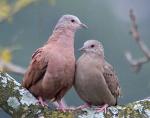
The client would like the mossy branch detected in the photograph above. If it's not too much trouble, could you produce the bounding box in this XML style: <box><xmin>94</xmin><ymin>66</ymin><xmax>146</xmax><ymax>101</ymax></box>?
<box><xmin>0</xmin><ymin>72</ymin><xmax>150</xmax><ymax>118</ymax></box>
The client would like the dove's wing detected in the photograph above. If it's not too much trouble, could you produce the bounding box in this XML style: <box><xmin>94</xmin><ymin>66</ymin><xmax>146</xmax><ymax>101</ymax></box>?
<box><xmin>103</xmin><ymin>61</ymin><xmax>121</xmax><ymax>99</ymax></box>
<box><xmin>22</xmin><ymin>48</ymin><xmax>48</xmax><ymax>89</ymax></box>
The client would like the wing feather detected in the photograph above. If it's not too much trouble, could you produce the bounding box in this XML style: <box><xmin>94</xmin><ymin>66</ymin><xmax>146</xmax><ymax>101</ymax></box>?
<box><xmin>103</xmin><ymin>61</ymin><xmax>121</xmax><ymax>98</ymax></box>
<box><xmin>22</xmin><ymin>48</ymin><xmax>48</xmax><ymax>89</ymax></box>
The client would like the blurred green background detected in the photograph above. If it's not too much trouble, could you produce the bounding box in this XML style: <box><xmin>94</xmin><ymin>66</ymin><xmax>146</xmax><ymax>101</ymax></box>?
<box><xmin>0</xmin><ymin>0</ymin><xmax>150</xmax><ymax>117</ymax></box>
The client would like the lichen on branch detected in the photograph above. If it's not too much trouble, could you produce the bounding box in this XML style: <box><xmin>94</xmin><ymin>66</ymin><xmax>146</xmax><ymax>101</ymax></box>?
<box><xmin>0</xmin><ymin>72</ymin><xmax>150</xmax><ymax>118</ymax></box>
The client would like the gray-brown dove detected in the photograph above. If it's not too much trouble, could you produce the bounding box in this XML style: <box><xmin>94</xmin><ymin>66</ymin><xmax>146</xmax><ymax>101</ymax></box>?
<box><xmin>22</xmin><ymin>15</ymin><xmax>87</xmax><ymax>110</ymax></box>
<box><xmin>74</xmin><ymin>40</ymin><xmax>121</xmax><ymax>112</ymax></box>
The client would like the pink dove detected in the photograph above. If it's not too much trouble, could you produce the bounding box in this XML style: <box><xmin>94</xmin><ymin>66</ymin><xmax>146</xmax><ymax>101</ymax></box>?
<box><xmin>22</xmin><ymin>15</ymin><xmax>87</xmax><ymax>110</ymax></box>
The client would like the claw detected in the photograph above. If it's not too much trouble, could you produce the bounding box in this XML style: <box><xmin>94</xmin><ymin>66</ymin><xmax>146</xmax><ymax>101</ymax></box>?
<box><xmin>57</xmin><ymin>100</ymin><xmax>67</xmax><ymax>112</ymax></box>
<box><xmin>95</xmin><ymin>104</ymin><xmax>108</xmax><ymax>113</ymax></box>
<box><xmin>37</xmin><ymin>96</ymin><xmax>48</xmax><ymax>107</ymax></box>
<box><xmin>76</xmin><ymin>103</ymin><xmax>91</xmax><ymax>110</ymax></box>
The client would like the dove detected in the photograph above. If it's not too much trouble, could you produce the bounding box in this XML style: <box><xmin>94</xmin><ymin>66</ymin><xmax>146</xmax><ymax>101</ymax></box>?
<box><xmin>22</xmin><ymin>15</ymin><xmax>87</xmax><ymax>110</ymax></box>
<box><xmin>74</xmin><ymin>40</ymin><xmax>121</xmax><ymax>112</ymax></box>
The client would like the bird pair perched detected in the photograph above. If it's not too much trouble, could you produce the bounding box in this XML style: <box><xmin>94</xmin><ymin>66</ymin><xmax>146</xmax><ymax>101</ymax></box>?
<box><xmin>22</xmin><ymin>14</ymin><xmax>121</xmax><ymax>112</ymax></box>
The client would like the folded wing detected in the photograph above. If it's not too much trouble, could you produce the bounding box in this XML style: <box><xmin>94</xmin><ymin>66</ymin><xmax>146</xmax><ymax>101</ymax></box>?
<box><xmin>22</xmin><ymin>48</ymin><xmax>48</xmax><ymax>89</ymax></box>
<box><xmin>103</xmin><ymin>61</ymin><xmax>121</xmax><ymax>99</ymax></box>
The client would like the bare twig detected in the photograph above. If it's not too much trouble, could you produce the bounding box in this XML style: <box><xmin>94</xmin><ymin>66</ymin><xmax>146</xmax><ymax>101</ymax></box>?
<box><xmin>125</xmin><ymin>9</ymin><xmax>150</xmax><ymax>72</ymax></box>
<box><xmin>0</xmin><ymin>59</ymin><xmax>26</xmax><ymax>75</ymax></box>
<box><xmin>0</xmin><ymin>0</ymin><xmax>37</xmax><ymax>23</ymax></box>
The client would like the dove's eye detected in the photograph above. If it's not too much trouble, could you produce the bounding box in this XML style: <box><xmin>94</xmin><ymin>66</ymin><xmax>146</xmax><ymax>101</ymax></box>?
<box><xmin>71</xmin><ymin>19</ymin><xmax>75</xmax><ymax>23</ymax></box>
<box><xmin>90</xmin><ymin>45</ymin><xmax>95</xmax><ymax>48</ymax></box>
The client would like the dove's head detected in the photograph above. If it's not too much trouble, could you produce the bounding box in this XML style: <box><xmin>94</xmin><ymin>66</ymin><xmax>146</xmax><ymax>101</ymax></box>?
<box><xmin>79</xmin><ymin>40</ymin><xmax>104</xmax><ymax>57</ymax></box>
<box><xmin>54</xmin><ymin>15</ymin><xmax>87</xmax><ymax>31</ymax></box>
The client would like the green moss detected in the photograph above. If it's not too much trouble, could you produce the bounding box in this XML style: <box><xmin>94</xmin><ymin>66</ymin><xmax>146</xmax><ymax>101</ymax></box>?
<box><xmin>142</xmin><ymin>100</ymin><xmax>150</xmax><ymax>110</ymax></box>
<box><xmin>0</xmin><ymin>72</ymin><xmax>150</xmax><ymax>118</ymax></box>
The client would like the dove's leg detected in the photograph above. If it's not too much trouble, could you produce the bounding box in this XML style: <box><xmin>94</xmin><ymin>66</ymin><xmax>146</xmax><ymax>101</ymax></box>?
<box><xmin>95</xmin><ymin>104</ymin><xmax>108</xmax><ymax>113</ymax></box>
<box><xmin>38</xmin><ymin>96</ymin><xmax>48</xmax><ymax>106</ymax></box>
<box><xmin>76</xmin><ymin>103</ymin><xmax>91</xmax><ymax>110</ymax></box>
<box><xmin>57</xmin><ymin>99</ymin><xmax>67</xmax><ymax>112</ymax></box>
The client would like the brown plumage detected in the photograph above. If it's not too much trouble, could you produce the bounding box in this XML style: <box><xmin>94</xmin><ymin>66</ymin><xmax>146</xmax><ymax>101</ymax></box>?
<box><xmin>74</xmin><ymin>40</ymin><xmax>121</xmax><ymax>111</ymax></box>
<box><xmin>22</xmin><ymin>15</ymin><xmax>87</xmax><ymax>108</ymax></box>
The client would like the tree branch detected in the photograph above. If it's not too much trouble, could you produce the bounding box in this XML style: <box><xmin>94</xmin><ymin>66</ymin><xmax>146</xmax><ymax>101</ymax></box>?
<box><xmin>0</xmin><ymin>0</ymin><xmax>37</xmax><ymax>23</ymax></box>
<box><xmin>0</xmin><ymin>59</ymin><xmax>26</xmax><ymax>75</ymax></box>
<box><xmin>0</xmin><ymin>72</ymin><xmax>150</xmax><ymax>118</ymax></box>
<box><xmin>125</xmin><ymin>9</ymin><xmax>150</xmax><ymax>72</ymax></box>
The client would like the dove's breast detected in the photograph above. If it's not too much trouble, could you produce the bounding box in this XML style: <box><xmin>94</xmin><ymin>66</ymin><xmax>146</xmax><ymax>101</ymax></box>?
<box><xmin>74</xmin><ymin>54</ymin><xmax>116</xmax><ymax>106</ymax></box>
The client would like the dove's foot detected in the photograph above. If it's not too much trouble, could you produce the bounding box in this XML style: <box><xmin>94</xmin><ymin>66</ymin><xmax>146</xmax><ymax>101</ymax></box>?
<box><xmin>37</xmin><ymin>96</ymin><xmax>48</xmax><ymax>107</ymax></box>
<box><xmin>95</xmin><ymin>104</ymin><xmax>108</xmax><ymax>113</ymax></box>
<box><xmin>76</xmin><ymin>103</ymin><xmax>91</xmax><ymax>110</ymax></box>
<box><xmin>57</xmin><ymin>100</ymin><xmax>67</xmax><ymax>112</ymax></box>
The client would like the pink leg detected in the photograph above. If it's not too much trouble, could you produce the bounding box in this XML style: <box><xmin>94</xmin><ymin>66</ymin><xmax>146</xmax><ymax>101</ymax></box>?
<box><xmin>76</xmin><ymin>103</ymin><xmax>91</xmax><ymax>110</ymax></box>
<box><xmin>57</xmin><ymin>100</ymin><xmax>67</xmax><ymax>112</ymax></box>
<box><xmin>95</xmin><ymin>104</ymin><xmax>108</xmax><ymax>113</ymax></box>
<box><xmin>37</xmin><ymin>96</ymin><xmax>48</xmax><ymax>107</ymax></box>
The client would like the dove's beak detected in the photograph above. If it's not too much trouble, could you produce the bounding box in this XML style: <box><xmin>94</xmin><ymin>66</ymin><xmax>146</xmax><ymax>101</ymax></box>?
<box><xmin>78</xmin><ymin>46</ymin><xmax>86</xmax><ymax>52</ymax></box>
<box><xmin>80</xmin><ymin>23</ymin><xmax>88</xmax><ymax>29</ymax></box>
